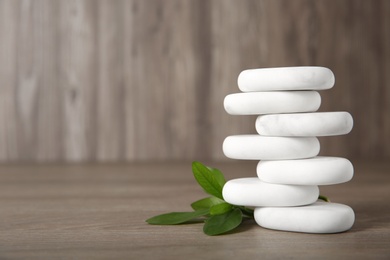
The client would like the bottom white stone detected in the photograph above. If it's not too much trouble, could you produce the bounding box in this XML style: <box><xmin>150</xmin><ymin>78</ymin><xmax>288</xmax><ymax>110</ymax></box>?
<box><xmin>254</xmin><ymin>201</ymin><xmax>355</xmax><ymax>233</ymax></box>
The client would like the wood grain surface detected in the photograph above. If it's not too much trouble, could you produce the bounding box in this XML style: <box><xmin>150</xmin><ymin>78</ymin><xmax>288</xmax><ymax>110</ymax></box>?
<box><xmin>0</xmin><ymin>0</ymin><xmax>389</xmax><ymax>162</ymax></box>
<box><xmin>0</xmin><ymin>162</ymin><xmax>389</xmax><ymax>259</ymax></box>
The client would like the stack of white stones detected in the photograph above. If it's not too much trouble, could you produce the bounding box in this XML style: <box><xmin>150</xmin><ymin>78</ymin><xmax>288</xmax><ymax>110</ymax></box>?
<box><xmin>222</xmin><ymin>67</ymin><xmax>355</xmax><ymax>233</ymax></box>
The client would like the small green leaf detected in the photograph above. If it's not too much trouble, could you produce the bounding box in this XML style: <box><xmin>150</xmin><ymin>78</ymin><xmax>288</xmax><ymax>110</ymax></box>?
<box><xmin>146</xmin><ymin>209</ymin><xmax>209</xmax><ymax>225</ymax></box>
<box><xmin>191</xmin><ymin>197</ymin><xmax>225</xmax><ymax>210</ymax></box>
<box><xmin>318</xmin><ymin>194</ymin><xmax>330</xmax><ymax>202</ymax></box>
<box><xmin>210</xmin><ymin>203</ymin><xmax>233</xmax><ymax>216</ymax></box>
<box><xmin>192</xmin><ymin>161</ymin><xmax>224</xmax><ymax>199</ymax></box>
<box><xmin>203</xmin><ymin>208</ymin><xmax>242</xmax><ymax>236</ymax></box>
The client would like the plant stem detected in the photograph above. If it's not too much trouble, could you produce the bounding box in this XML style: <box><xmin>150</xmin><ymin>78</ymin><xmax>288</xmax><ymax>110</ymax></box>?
<box><xmin>318</xmin><ymin>194</ymin><xmax>330</xmax><ymax>202</ymax></box>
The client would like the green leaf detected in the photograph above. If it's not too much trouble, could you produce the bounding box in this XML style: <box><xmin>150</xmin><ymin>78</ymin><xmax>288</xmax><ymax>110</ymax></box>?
<box><xmin>207</xmin><ymin>166</ymin><xmax>226</xmax><ymax>188</ymax></box>
<box><xmin>191</xmin><ymin>197</ymin><xmax>225</xmax><ymax>210</ymax></box>
<box><xmin>203</xmin><ymin>208</ymin><xmax>242</xmax><ymax>236</ymax></box>
<box><xmin>192</xmin><ymin>161</ymin><xmax>224</xmax><ymax>199</ymax></box>
<box><xmin>146</xmin><ymin>209</ymin><xmax>209</xmax><ymax>225</ymax></box>
<box><xmin>210</xmin><ymin>203</ymin><xmax>233</xmax><ymax>216</ymax></box>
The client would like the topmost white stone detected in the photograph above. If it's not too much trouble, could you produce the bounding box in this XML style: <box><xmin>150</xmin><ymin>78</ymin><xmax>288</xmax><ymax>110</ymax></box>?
<box><xmin>238</xmin><ymin>66</ymin><xmax>335</xmax><ymax>92</ymax></box>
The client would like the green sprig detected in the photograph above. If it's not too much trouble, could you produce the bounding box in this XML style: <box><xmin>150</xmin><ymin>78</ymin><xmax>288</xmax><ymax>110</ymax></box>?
<box><xmin>146</xmin><ymin>161</ymin><xmax>329</xmax><ymax>236</ymax></box>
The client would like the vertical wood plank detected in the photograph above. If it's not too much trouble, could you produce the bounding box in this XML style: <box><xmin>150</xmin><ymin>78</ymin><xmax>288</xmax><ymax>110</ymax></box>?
<box><xmin>36</xmin><ymin>0</ymin><xmax>62</xmax><ymax>161</ymax></box>
<box><xmin>15</xmin><ymin>0</ymin><xmax>40</xmax><ymax>160</ymax></box>
<box><xmin>381</xmin><ymin>0</ymin><xmax>390</xmax><ymax>159</ymax></box>
<box><xmin>0</xmin><ymin>0</ymin><xmax>19</xmax><ymax>161</ymax></box>
<box><xmin>96</xmin><ymin>0</ymin><xmax>126</xmax><ymax>161</ymax></box>
<box><xmin>122</xmin><ymin>0</ymin><xmax>136</xmax><ymax>160</ymax></box>
<box><xmin>59</xmin><ymin>0</ymin><xmax>98</xmax><ymax>161</ymax></box>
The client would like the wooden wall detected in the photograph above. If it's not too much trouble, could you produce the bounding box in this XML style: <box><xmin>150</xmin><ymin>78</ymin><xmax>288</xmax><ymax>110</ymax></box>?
<box><xmin>0</xmin><ymin>0</ymin><xmax>389</xmax><ymax>162</ymax></box>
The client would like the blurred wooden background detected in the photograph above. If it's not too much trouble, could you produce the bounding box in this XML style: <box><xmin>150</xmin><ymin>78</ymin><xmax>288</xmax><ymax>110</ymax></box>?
<box><xmin>0</xmin><ymin>0</ymin><xmax>389</xmax><ymax>163</ymax></box>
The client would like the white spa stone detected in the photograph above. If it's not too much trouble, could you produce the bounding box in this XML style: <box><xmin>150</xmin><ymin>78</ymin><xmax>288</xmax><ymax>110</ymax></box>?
<box><xmin>238</xmin><ymin>66</ymin><xmax>335</xmax><ymax>92</ymax></box>
<box><xmin>256</xmin><ymin>112</ymin><xmax>353</xmax><ymax>136</ymax></box>
<box><xmin>224</xmin><ymin>91</ymin><xmax>321</xmax><ymax>115</ymax></box>
<box><xmin>257</xmin><ymin>156</ymin><xmax>354</xmax><ymax>185</ymax></box>
<box><xmin>222</xmin><ymin>178</ymin><xmax>319</xmax><ymax>207</ymax></box>
<box><xmin>223</xmin><ymin>135</ymin><xmax>320</xmax><ymax>160</ymax></box>
<box><xmin>254</xmin><ymin>201</ymin><xmax>355</xmax><ymax>233</ymax></box>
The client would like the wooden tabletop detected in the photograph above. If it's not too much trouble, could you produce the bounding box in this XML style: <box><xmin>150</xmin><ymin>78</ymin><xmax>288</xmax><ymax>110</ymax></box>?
<box><xmin>0</xmin><ymin>161</ymin><xmax>389</xmax><ymax>259</ymax></box>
